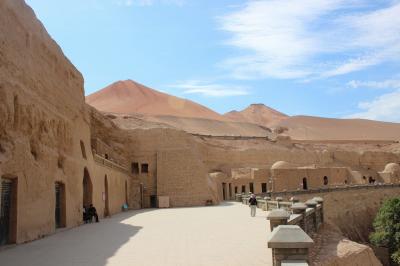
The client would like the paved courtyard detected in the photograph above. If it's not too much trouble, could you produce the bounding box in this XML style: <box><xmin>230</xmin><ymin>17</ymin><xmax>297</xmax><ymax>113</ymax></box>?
<box><xmin>0</xmin><ymin>202</ymin><xmax>272</xmax><ymax>266</ymax></box>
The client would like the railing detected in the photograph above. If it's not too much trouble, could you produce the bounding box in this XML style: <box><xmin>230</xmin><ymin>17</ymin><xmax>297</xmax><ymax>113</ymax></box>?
<box><xmin>93</xmin><ymin>154</ymin><xmax>130</xmax><ymax>175</ymax></box>
<box><xmin>262</xmin><ymin>183</ymin><xmax>400</xmax><ymax>198</ymax></box>
<box><xmin>240</xmin><ymin>195</ymin><xmax>324</xmax><ymax>266</ymax></box>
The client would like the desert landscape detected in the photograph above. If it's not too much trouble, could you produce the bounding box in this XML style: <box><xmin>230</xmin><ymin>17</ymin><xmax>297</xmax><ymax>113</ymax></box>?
<box><xmin>1</xmin><ymin>0</ymin><xmax>400</xmax><ymax>266</ymax></box>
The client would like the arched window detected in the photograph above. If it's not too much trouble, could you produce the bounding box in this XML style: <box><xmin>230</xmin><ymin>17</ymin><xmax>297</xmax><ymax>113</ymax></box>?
<box><xmin>323</xmin><ymin>176</ymin><xmax>328</xmax><ymax>185</ymax></box>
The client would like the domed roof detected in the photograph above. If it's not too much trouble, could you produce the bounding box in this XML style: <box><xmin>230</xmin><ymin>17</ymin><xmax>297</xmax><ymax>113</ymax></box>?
<box><xmin>383</xmin><ymin>163</ymin><xmax>400</xmax><ymax>173</ymax></box>
<box><xmin>271</xmin><ymin>161</ymin><xmax>294</xmax><ymax>170</ymax></box>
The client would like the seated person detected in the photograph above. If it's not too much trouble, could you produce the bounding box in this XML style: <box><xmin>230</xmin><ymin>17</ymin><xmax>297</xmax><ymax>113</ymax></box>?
<box><xmin>83</xmin><ymin>205</ymin><xmax>90</xmax><ymax>223</ymax></box>
<box><xmin>88</xmin><ymin>204</ymin><xmax>99</xmax><ymax>223</ymax></box>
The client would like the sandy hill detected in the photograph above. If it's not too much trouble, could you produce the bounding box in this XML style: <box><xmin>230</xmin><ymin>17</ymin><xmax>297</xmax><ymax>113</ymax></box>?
<box><xmin>275</xmin><ymin>116</ymin><xmax>400</xmax><ymax>141</ymax></box>
<box><xmin>87</xmin><ymin>80</ymin><xmax>400</xmax><ymax>140</ymax></box>
<box><xmin>86</xmin><ymin>80</ymin><xmax>227</xmax><ymax>121</ymax></box>
<box><xmin>224</xmin><ymin>104</ymin><xmax>288</xmax><ymax>126</ymax></box>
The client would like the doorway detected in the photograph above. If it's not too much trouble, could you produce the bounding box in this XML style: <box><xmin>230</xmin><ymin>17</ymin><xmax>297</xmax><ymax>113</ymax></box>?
<box><xmin>55</xmin><ymin>182</ymin><xmax>66</xmax><ymax>229</ymax></box>
<box><xmin>222</xmin><ymin>183</ymin><xmax>226</xmax><ymax>200</ymax></box>
<box><xmin>0</xmin><ymin>178</ymin><xmax>17</xmax><ymax>245</ymax></box>
<box><xmin>104</xmin><ymin>175</ymin><xmax>109</xmax><ymax>217</ymax></box>
<box><xmin>83</xmin><ymin>168</ymin><xmax>93</xmax><ymax>208</ymax></box>
<box><xmin>302</xmin><ymin>177</ymin><xmax>308</xmax><ymax>190</ymax></box>
<box><xmin>150</xmin><ymin>195</ymin><xmax>157</xmax><ymax>208</ymax></box>
<box><xmin>125</xmin><ymin>180</ymin><xmax>128</xmax><ymax>205</ymax></box>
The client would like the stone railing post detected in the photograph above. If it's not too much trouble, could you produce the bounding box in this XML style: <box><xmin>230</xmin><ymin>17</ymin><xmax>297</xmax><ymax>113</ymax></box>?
<box><xmin>267</xmin><ymin>209</ymin><xmax>290</xmax><ymax>232</ymax></box>
<box><xmin>267</xmin><ymin>225</ymin><xmax>314</xmax><ymax>266</ymax></box>
<box><xmin>313</xmin><ymin>197</ymin><xmax>324</xmax><ymax>223</ymax></box>
<box><xmin>265</xmin><ymin>196</ymin><xmax>271</xmax><ymax>210</ymax></box>
<box><xmin>291</xmin><ymin>202</ymin><xmax>308</xmax><ymax>232</ymax></box>
<box><xmin>276</xmin><ymin>197</ymin><xmax>283</xmax><ymax>209</ymax></box>
<box><xmin>290</xmin><ymin>196</ymin><xmax>299</xmax><ymax>204</ymax></box>
<box><xmin>305</xmin><ymin>199</ymin><xmax>318</xmax><ymax>234</ymax></box>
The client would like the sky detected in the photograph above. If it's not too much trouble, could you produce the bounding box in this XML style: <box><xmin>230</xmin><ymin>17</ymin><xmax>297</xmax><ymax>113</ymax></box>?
<box><xmin>26</xmin><ymin>0</ymin><xmax>400</xmax><ymax>122</ymax></box>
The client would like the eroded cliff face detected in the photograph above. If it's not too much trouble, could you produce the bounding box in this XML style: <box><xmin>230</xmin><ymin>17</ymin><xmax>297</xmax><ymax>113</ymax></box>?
<box><xmin>0</xmin><ymin>0</ymin><xmax>92</xmax><ymax>242</ymax></box>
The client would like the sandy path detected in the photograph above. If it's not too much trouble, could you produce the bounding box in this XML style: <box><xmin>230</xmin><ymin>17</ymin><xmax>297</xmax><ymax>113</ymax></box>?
<box><xmin>0</xmin><ymin>202</ymin><xmax>272</xmax><ymax>266</ymax></box>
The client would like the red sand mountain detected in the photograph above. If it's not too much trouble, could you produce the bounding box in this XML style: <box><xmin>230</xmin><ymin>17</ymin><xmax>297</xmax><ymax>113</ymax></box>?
<box><xmin>86</xmin><ymin>80</ymin><xmax>400</xmax><ymax>140</ymax></box>
<box><xmin>224</xmin><ymin>104</ymin><xmax>289</xmax><ymax>126</ymax></box>
<box><xmin>86</xmin><ymin>80</ymin><xmax>227</xmax><ymax>120</ymax></box>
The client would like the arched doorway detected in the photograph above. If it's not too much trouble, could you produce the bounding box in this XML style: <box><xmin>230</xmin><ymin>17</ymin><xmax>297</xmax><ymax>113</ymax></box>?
<box><xmin>323</xmin><ymin>176</ymin><xmax>328</xmax><ymax>186</ymax></box>
<box><xmin>82</xmin><ymin>168</ymin><xmax>93</xmax><ymax>208</ymax></box>
<box><xmin>302</xmin><ymin>177</ymin><xmax>308</xmax><ymax>190</ymax></box>
<box><xmin>104</xmin><ymin>175</ymin><xmax>109</xmax><ymax>217</ymax></box>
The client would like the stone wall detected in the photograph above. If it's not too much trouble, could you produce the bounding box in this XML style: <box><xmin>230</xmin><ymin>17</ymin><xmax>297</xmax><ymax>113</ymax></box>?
<box><xmin>157</xmin><ymin>148</ymin><xmax>217</xmax><ymax>207</ymax></box>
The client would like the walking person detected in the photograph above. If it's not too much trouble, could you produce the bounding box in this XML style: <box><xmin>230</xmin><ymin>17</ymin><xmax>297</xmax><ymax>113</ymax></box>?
<box><xmin>249</xmin><ymin>194</ymin><xmax>257</xmax><ymax>217</ymax></box>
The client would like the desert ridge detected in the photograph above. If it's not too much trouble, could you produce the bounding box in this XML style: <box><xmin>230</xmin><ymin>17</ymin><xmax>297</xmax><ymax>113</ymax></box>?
<box><xmin>86</xmin><ymin>80</ymin><xmax>228</xmax><ymax>121</ymax></box>
<box><xmin>87</xmin><ymin>80</ymin><xmax>400</xmax><ymax>141</ymax></box>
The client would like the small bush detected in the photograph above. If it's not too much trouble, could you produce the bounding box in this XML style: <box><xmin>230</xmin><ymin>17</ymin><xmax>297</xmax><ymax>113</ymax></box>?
<box><xmin>370</xmin><ymin>198</ymin><xmax>400</xmax><ymax>265</ymax></box>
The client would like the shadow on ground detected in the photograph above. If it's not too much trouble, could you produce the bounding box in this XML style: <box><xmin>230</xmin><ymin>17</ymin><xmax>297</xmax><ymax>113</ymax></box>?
<box><xmin>0</xmin><ymin>209</ymin><xmax>155</xmax><ymax>266</ymax></box>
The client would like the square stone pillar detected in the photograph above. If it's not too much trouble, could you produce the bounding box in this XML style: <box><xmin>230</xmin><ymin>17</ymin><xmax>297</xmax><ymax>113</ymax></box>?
<box><xmin>313</xmin><ymin>197</ymin><xmax>324</xmax><ymax>223</ymax></box>
<box><xmin>291</xmin><ymin>203</ymin><xmax>308</xmax><ymax>232</ymax></box>
<box><xmin>276</xmin><ymin>197</ymin><xmax>283</xmax><ymax>209</ymax></box>
<box><xmin>290</xmin><ymin>196</ymin><xmax>299</xmax><ymax>204</ymax></box>
<box><xmin>305</xmin><ymin>199</ymin><xmax>318</xmax><ymax>234</ymax></box>
<box><xmin>267</xmin><ymin>209</ymin><xmax>290</xmax><ymax>232</ymax></box>
<box><xmin>267</xmin><ymin>225</ymin><xmax>314</xmax><ymax>266</ymax></box>
<box><xmin>265</xmin><ymin>196</ymin><xmax>271</xmax><ymax>210</ymax></box>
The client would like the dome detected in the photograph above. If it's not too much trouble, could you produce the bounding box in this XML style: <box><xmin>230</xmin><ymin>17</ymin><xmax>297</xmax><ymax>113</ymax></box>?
<box><xmin>271</xmin><ymin>161</ymin><xmax>294</xmax><ymax>170</ymax></box>
<box><xmin>383</xmin><ymin>163</ymin><xmax>400</xmax><ymax>173</ymax></box>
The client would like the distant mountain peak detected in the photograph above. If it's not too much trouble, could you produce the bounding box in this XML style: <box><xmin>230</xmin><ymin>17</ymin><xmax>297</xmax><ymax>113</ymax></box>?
<box><xmin>86</xmin><ymin>79</ymin><xmax>228</xmax><ymax>121</ymax></box>
<box><xmin>224</xmin><ymin>103</ymin><xmax>288</xmax><ymax>126</ymax></box>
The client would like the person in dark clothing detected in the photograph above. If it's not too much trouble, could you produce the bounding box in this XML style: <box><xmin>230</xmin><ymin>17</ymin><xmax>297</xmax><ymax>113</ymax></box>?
<box><xmin>248</xmin><ymin>194</ymin><xmax>258</xmax><ymax>217</ymax></box>
<box><xmin>83</xmin><ymin>205</ymin><xmax>90</xmax><ymax>223</ymax></box>
<box><xmin>88</xmin><ymin>204</ymin><xmax>99</xmax><ymax>223</ymax></box>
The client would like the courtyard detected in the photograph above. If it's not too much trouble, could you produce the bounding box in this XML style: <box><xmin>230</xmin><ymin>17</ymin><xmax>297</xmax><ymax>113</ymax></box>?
<box><xmin>0</xmin><ymin>202</ymin><xmax>272</xmax><ymax>266</ymax></box>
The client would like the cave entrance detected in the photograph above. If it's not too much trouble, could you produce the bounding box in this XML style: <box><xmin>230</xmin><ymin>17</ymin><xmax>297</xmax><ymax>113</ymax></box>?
<box><xmin>83</xmin><ymin>168</ymin><xmax>93</xmax><ymax>208</ymax></box>
<box><xmin>0</xmin><ymin>177</ymin><xmax>17</xmax><ymax>246</ymax></box>
<box><xmin>302</xmin><ymin>177</ymin><xmax>308</xmax><ymax>190</ymax></box>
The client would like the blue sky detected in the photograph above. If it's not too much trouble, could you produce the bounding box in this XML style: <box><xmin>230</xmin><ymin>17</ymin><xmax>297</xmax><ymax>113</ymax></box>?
<box><xmin>26</xmin><ymin>0</ymin><xmax>400</xmax><ymax>122</ymax></box>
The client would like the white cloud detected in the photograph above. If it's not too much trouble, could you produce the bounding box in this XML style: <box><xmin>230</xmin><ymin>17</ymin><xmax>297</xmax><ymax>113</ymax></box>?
<box><xmin>347</xmin><ymin>79</ymin><xmax>400</xmax><ymax>89</ymax></box>
<box><xmin>170</xmin><ymin>80</ymin><xmax>250</xmax><ymax>97</ymax></box>
<box><xmin>219</xmin><ymin>0</ymin><xmax>400</xmax><ymax>79</ymax></box>
<box><xmin>346</xmin><ymin>89</ymin><xmax>400</xmax><ymax>122</ymax></box>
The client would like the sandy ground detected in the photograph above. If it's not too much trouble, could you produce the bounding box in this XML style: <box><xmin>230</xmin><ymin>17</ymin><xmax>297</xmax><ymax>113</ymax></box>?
<box><xmin>0</xmin><ymin>202</ymin><xmax>272</xmax><ymax>266</ymax></box>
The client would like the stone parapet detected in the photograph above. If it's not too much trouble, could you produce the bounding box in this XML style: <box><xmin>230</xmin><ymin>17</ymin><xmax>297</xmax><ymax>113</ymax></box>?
<box><xmin>267</xmin><ymin>225</ymin><xmax>313</xmax><ymax>266</ymax></box>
